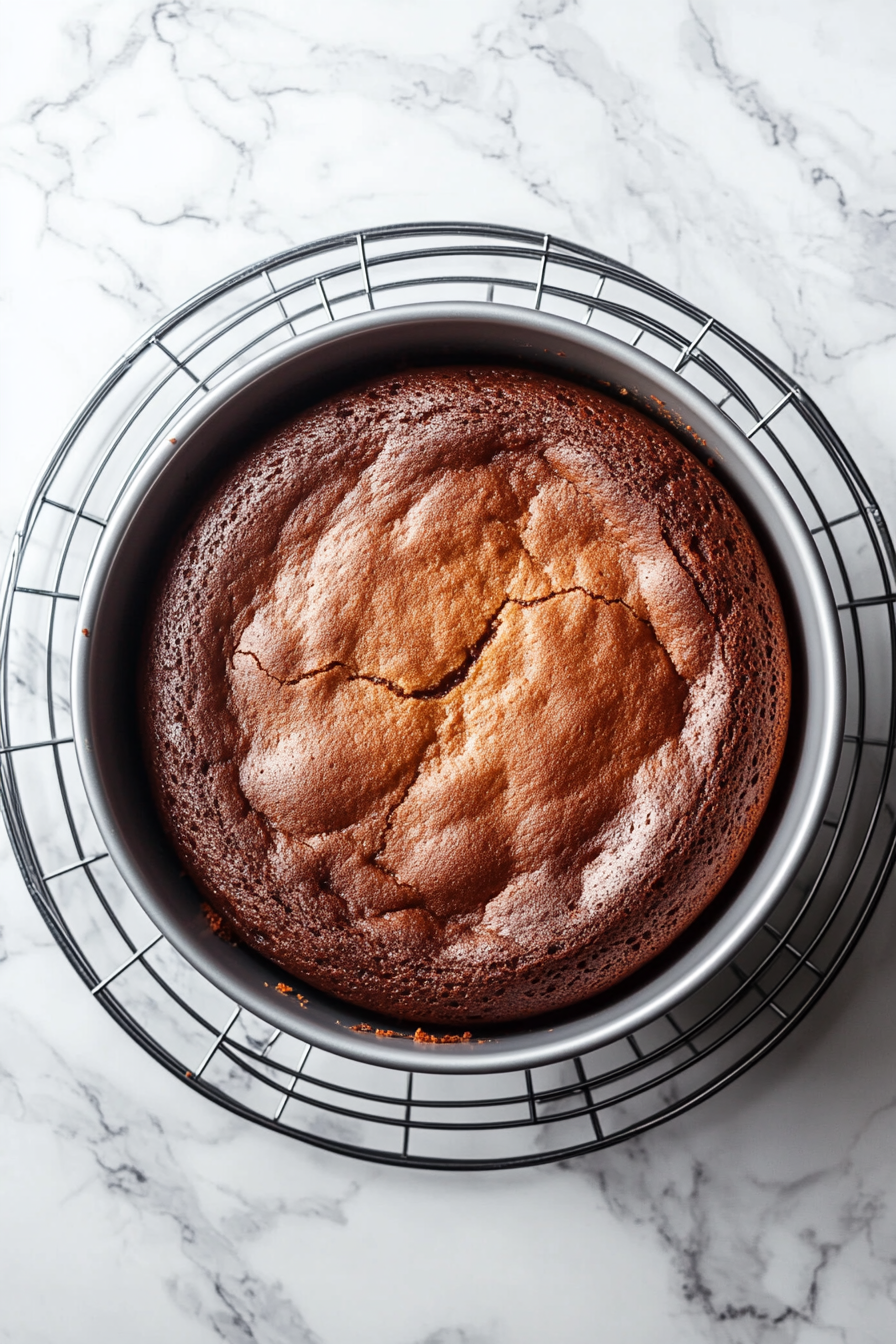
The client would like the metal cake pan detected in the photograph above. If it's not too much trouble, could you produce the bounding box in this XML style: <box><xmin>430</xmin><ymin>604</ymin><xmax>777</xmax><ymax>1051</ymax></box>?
<box><xmin>72</xmin><ymin>303</ymin><xmax>844</xmax><ymax>1074</ymax></box>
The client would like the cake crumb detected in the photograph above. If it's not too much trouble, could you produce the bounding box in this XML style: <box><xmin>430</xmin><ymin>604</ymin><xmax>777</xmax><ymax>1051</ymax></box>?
<box><xmin>349</xmin><ymin>1024</ymin><xmax>472</xmax><ymax>1043</ymax></box>
<box><xmin>351</xmin><ymin>1023</ymin><xmax>409</xmax><ymax>1037</ymax></box>
<box><xmin>81</xmin><ymin>627</ymin><xmax>89</xmax><ymax>637</ymax></box>
<box><xmin>201</xmin><ymin>901</ymin><xmax>224</xmax><ymax>934</ymax></box>
<box><xmin>413</xmin><ymin>1028</ymin><xmax>473</xmax><ymax>1044</ymax></box>
<box><xmin>200</xmin><ymin>901</ymin><xmax>236</xmax><ymax>944</ymax></box>
<box><xmin>275</xmin><ymin>982</ymin><xmax>294</xmax><ymax>995</ymax></box>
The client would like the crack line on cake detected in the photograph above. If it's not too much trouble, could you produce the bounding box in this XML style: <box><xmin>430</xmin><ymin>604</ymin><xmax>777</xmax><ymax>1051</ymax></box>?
<box><xmin>233</xmin><ymin>648</ymin><xmax>345</xmax><ymax>684</ymax></box>
<box><xmin>369</xmin><ymin>736</ymin><xmax>441</xmax><ymax>878</ymax></box>
<box><xmin>234</xmin><ymin>587</ymin><xmax>662</xmax><ymax>699</ymax></box>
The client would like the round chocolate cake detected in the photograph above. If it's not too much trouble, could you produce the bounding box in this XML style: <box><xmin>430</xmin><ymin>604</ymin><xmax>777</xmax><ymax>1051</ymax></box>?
<box><xmin>142</xmin><ymin>366</ymin><xmax>790</xmax><ymax>1023</ymax></box>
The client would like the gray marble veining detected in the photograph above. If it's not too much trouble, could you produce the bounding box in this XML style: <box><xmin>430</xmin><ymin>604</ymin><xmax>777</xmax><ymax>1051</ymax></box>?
<box><xmin>2</xmin><ymin>2</ymin><xmax>895</xmax><ymax>1340</ymax></box>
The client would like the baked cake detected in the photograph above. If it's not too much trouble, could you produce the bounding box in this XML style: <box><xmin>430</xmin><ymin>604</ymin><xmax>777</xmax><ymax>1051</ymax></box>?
<box><xmin>142</xmin><ymin>366</ymin><xmax>790</xmax><ymax>1023</ymax></box>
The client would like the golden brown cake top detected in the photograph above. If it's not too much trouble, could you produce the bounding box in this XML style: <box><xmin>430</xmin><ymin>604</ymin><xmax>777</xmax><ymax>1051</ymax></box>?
<box><xmin>143</xmin><ymin>366</ymin><xmax>790</xmax><ymax>1023</ymax></box>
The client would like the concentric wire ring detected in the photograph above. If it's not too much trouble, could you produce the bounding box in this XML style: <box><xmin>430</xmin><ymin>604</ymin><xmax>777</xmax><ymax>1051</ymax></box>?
<box><xmin>2</xmin><ymin>222</ymin><xmax>894</xmax><ymax>1169</ymax></box>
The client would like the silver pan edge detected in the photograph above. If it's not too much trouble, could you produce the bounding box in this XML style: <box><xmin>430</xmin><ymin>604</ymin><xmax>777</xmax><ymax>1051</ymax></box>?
<box><xmin>71</xmin><ymin>303</ymin><xmax>844</xmax><ymax>1074</ymax></box>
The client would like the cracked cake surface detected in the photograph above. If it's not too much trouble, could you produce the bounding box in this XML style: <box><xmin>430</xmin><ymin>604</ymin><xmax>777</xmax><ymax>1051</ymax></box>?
<box><xmin>142</xmin><ymin>366</ymin><xmax>790</xmax><ymax>1023</ymax></box>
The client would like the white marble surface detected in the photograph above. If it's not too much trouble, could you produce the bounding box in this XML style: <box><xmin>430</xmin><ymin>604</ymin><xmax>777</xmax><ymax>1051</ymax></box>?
<box><xmin>2</xmin><ymin>2</ymin><xmax>896</xmax><ymax>1340</ymax></box>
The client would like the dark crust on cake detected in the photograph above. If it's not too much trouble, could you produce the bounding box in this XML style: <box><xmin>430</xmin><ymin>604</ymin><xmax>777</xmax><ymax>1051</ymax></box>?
<box><xmin>141</xmin><ymin>366</ymin><xmax>790</xmax><ymax>1023</ymax></box>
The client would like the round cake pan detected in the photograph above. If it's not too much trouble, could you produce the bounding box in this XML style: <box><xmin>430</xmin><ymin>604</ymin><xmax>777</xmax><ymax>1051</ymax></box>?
<box><xmin>72</xmin><ymin>303</ymin><xmax>844</xmax><ymax>1074</ymax></box>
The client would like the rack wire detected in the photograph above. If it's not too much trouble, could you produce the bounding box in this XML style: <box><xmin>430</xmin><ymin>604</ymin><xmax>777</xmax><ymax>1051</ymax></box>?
<box><xmin>2</xmin><ymin>222</ymin><xmax>894</xmax><ymax>1169</ymax></box>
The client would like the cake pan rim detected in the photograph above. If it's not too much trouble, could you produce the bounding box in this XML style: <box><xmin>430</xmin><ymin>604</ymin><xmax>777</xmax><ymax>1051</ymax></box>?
<box><xmin>71</xmin><ymin>301</ymin><xmax>844</xmax><ymax>1074</ymax></box>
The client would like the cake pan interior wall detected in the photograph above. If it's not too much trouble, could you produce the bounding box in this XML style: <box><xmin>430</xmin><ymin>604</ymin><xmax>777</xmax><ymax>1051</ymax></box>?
<box><xmin>72</xmin><ymin>304</ymin><xmax>844</xmax><ymax>1074</ymax></box>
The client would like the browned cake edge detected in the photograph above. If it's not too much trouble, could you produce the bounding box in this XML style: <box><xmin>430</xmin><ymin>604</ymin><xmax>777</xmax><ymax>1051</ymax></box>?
<box><xmin>141</xmin><ymin>366</ymin><xmax>791</xmax><ymax>1023</ymax></box>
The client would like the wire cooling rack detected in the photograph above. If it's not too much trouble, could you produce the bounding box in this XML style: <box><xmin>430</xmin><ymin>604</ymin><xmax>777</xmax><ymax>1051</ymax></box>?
<box><xmin>2</xmin><ymin>222</ymin><xmax>895</xmax><ymax>1169</ymax></box>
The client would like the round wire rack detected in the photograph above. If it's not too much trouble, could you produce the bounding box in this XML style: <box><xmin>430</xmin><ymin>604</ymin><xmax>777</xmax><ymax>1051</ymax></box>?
<box><xmin>2</xmin><ymin>222</ymin><xmax>895</xmax><ymax>1170</ymax></box>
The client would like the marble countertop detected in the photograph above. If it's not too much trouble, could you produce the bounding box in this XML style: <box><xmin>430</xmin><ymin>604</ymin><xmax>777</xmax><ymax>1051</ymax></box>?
<box><xmin>2</xmin><ymin>2</ymin><xmax>895</xmax><ymax>1340</ymax></box>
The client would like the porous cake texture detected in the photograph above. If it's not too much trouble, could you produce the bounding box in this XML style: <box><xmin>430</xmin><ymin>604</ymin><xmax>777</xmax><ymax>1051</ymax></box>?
<box><xmin>143</xmin><ymin>366</ymin><xmax>790</xmax><ymax>1022</ymax></box>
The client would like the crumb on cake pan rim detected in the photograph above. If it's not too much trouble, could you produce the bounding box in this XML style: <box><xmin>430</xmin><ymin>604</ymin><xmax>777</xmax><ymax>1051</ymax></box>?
<box><xmin>71</xmin><ymin>302</ymin><xmax>844</xmax><ymax>1075</ymax></box>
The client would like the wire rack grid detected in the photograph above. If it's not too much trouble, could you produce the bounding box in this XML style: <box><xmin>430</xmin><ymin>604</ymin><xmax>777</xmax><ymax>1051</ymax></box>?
<box><xmin>2</xmin><ymin>221</ymin><xmax>895</xmax><ymax>1170</ymax></box>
